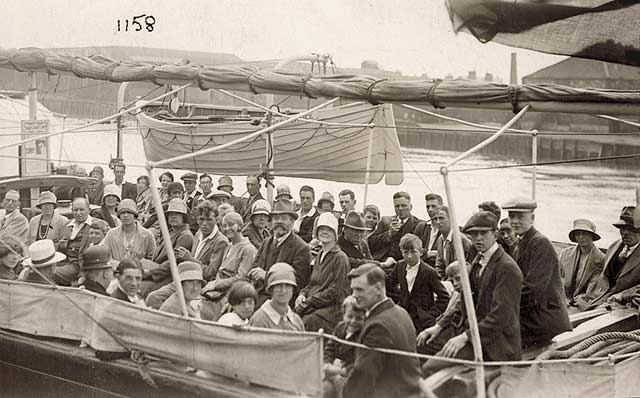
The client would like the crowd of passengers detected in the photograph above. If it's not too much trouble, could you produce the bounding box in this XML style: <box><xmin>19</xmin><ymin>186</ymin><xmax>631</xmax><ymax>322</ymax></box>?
<box><xmin>2</xmin><ymin>160</ymin><xmax>640</xmax><ymax>398</ymax></box>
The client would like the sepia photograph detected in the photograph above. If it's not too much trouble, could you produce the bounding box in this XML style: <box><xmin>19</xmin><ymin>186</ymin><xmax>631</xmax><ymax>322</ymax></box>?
<box><xmin>0</xmin><ymin>1</ymin><xmax>639</xmax><ymax>397</ymax></box>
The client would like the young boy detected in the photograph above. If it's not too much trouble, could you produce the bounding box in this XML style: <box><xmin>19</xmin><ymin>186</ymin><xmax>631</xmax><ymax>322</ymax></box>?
<box><xmin>417</xmin><ymin>261</ymin><xmax>466</xmax><ymax>355</ymax></box>
<box><xmin>323</xmin><ymin>296</ymin><xmax>365</xmax><ymax>398</ymax></box>
<box><xmin>387</xmin><ymin>233</ymin><xmax>450</xmax><ymax>332</ymax></box>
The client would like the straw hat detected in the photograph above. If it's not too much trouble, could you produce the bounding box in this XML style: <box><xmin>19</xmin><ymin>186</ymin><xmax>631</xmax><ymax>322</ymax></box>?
<box><xmin>177</xmin><ymin>261</ymin><xmax>206</xmax><ymax>284</ymax></box>
<box><xmin>250</xmin><ymin>199</ymin><xmax>271</xmax><ymax>219</ymax></box>
<box><xmin>117</xmin><ymin>199</ymin><xmax>138</xmax><ymax>217</ymax></box>
<box><xmin>81</xmin><ymin>246</ymin><xmax>117</xmax><ymax>271</ymax></box>
<box><xmin>271</xmin><ymin>199</ymin><xmax>298</xmax><ymax>219</ymax></box>
<box><xmin>103</xmin><ymin>184</ymin><xmax>122</xmax><ymax>201</ymax></box>
<box><xmin>22</xmin><ymin>240</ymin><xmax>66</xmax><ymax>268</ymax></box>
<box><xmin>217</xmin><ymin>175</ymin><xmax>234</xmax><ymax>191</ymax></box>
<box><xmin>266</xmin><ymin>262</ymin><xmax>297</xmax><ymax>289</ymax></box>
<box><xmin>343</xmin><ymin>211</ymin><xmax>371</xmax><ymax>231</ymax></box>
<box><xmin>314</xmin><ymin>212</ymin><xmax>339</xmax><ymax>239</ymax></box>
<box><xmin>569</xmin><ymin>219</ymin><xmax>601</xmax><ymax>242</ymax></box>
<box><xmin>36</xmin><ymin>191</ymin><xmax>58</xmax><ymax>208</ymax></box>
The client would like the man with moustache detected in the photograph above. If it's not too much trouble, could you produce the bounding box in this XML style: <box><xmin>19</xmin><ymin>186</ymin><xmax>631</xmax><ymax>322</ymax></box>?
<box><xmin>503</xmin><ymin>198</ymin><xmax>571</xmax><ymax>349</ymax></box>
<box><xmin>414</xmin><ymin>193</ymin><xmax>444</xmax><ymax>265</ymax></box>
<box><xmin>247</xmin><ymin>199</ymin><xmax>311</xmax><ymax>306</ymax></box>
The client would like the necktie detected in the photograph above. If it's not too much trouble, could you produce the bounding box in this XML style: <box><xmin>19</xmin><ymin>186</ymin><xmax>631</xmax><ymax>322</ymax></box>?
<box><xmin>470</xmin><ymin>253</ymin><xmax>484</xmax><ymax>292</ymax></box>
<box><xmin>619</xmin><ymin>246</ymin><xmax>631</xmax><ymax>263</ymax></box>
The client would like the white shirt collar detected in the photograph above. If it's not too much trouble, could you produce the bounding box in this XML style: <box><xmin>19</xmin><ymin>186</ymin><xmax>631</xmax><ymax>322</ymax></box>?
<box><xmin>188</xmin><ymin>189</ymin><xmax>201</xmax><ymax>199</ymax></box>
<box><xmin>198</xmin><ymin>225</ymin><xmax>218</xmax><ymax>242</ymax></box>
<box><xmin>298</xmin><ymin>206</ymin><xmax>316</xmax><ymax>218</ymax></box>
<box><xmin>624</xmin><ymin>241</ymin><xmax>640</xmax><ymax>254</ymax></box>
<box><xmin>67</xmin><ymin>215</ymin><xmax>93</xmax><ymax>227</ymax></box>
<box><xmin>262</xmin><ymin>300</ymin><xmax>297</xmax><ymax>325</ymax></box>
<box><xmin>445</xmin><ymin>229</ymin><xmax>453</xmax><ymax>242</ymax></box>
<box><xmin>480</xmin><ymin>242</ymin><xmax>500</xmax><ymax>266</ymax></box>
<box><xmin>275</xmin><ymin>231</ymin><xmax>291</xmax><ymax>246</ymax></box>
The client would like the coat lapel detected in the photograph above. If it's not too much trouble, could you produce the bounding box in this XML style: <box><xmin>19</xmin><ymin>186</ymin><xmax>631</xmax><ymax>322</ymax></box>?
<box><xmin>618</xmin><ymin>244</ymin><xmax>640</xmax><ymax>279</ymax></box>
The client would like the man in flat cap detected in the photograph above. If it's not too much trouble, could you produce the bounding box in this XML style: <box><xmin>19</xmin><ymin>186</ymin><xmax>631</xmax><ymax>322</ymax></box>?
<box><xmin>421</xmin><ymin>211</ymin><xmax>523</xmax><ymax>376</ymax></box>
<box><xmin>88</xmin><ymin>166</ymin><xmax>106</xmax><ymax>206</ymax></box>
<box><xmin>558</xmin><ymin>219</ymin><xmax>605</xmax><ymax>306</ymax></box>
<box><xmin>573</xmin><ymin>206</ymin><xmax>640</xmax><ymax>310</ymax></box>
<box><xmin>0</xmin><ymin>190</ymin><xmax>29</xmax><ymax>245</ymax></box>
<box><xmin>503</xmin><ymin>197</ymin><xmax>571</xmax><ymax>349</ymax></box>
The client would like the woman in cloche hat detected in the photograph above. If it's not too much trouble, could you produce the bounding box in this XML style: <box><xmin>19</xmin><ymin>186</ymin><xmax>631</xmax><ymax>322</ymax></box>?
<box><xmin>28</xmin><ymin>191</ymin><xmax>69</xmax><ymax>246</ymax></box>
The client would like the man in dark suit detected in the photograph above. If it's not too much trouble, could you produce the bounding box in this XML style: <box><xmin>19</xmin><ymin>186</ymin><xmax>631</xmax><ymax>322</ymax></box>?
<box><xmin>573</xmin><ymin>207</ymin><xmax>640</xmax><ymax>310</ymax></box>
<box><xmin>344</xmin><ymin>263</ymin><xmax>422</xmax><ymax>398</ymax></box>
<box><xmin>368</xmin><ymin>191</ymin><xmax>423</xmax><ymax>262</ymax></box>
<box><xmin>414</xmin><ymin>193</ymin><xmax>444</xmax><ymax>265</ymax></box>
<box><xmin>421</xmin><ymin>211</ymin><xmax>523</xmax><ymax>377</ymax></box>
<box><xmin>247</xmin><ymin>199</ymin><xmax>311</xmax><ymax>306</ymax></box>
<box><xmin>111</xmin><ymin>161</ymin><xmax>137</xmax><ymax>201</ymax></box>
<box><xmin>503</xmin><ymin>198</ymin><xmax>571</xmax><ymax>349</ymax></box>
<box><xmin>240</xmin><ymin>175</ymin><xmax>266</xmax><ymax>223</ymax></box>
<box><xmin>293</xmin><ymin>185</ymin><xmax>319</xmax><ymax>243</ymax></box>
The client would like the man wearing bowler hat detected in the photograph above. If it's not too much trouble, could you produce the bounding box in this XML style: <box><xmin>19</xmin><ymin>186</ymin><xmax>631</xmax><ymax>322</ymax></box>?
<box><xmin>247</xmin><ymin>199</ymin><xmax>311</xmax><ymax>306</ymax></box>
<box><xmin>502</xmin><ymin>197</ymin><xmax>571</xmax><ymax>349</ymax></box>
<box><xmin>421</xmin><ymin>211</ymin><xmax>523</xmax><ymax>377</ymax></box>
<box><xmin>338</xmin><ymin>211</ymin><xmax>375</xmax><ymax>269</ymax></box>
<box><xmin>558</xmin><ymin>219</ymin><xmax>605</xmax><ymax>306</ymax></box>
<box><xmin>79</xmin><ymin>246</ymin><xmax>116</xmax><ymax>296</ymax></box>
<box><xmin>574</xmin><ymin>206</ymin><xmax>640</xmax><ymax>310</ymax></box>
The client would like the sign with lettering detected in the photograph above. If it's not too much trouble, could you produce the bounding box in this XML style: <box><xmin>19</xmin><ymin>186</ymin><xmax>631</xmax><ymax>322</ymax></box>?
<box><xmin>20</xmin><ymin>120</ymin><xmax>50</xmax><ymax>177</ymax></box>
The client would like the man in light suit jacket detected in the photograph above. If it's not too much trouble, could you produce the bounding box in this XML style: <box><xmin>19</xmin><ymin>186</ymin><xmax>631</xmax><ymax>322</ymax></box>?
<box><xmin>368</xmin><ymin>192</ymin><xmax>423</xmax><ymax>262</ymax></box>
<box><xmin>559</xmin><ymin>219</ymin><xmax>605</xmax><ymax>306</ymax></box>
<box><xmin>421</xmin><ymin>211</ymin><xmax>523</xmax><ymax>377</ymax></box>
<box><xmin>433</xmin><ymin>205</ymin><xmax>476</xmax><ymax>279</ymax></box>
<box><xmin>344</xmin><ymin>263</ymin><xmax>422</xmax><ymax>398</ymax></box>
<box><xmin>574</xmin><ymin>207</ymin><xmax>640</xmax><ymax>310</ymax></box>
<box><xmin>414</xmin><ymin>193</ymin><xmax>444</xmax><ymax>265</ymax></box>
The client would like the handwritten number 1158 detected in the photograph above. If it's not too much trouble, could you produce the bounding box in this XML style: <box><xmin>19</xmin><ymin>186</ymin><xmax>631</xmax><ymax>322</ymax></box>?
<box><xmin>117</xmin><ymin>15</ymin><xmax>156</xmax><ymax>32</ymax></box>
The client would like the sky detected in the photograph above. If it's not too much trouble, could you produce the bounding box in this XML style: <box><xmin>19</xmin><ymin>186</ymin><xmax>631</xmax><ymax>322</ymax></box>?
<box><xmin>2</xmin><ymin>0</ymin><xmax>565</xmax><ymax>81</ymax></box>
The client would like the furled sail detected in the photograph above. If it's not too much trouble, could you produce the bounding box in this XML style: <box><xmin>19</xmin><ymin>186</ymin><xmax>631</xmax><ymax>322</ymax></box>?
<box><xmin>138</xmin><ymin>102</ymin><xmax>404</xmax><ymax>184</ymax></box>
<box><xmin>2</xmin><ymin>47</ymin><xmax>640</xmax><ymax>115</ymax></box>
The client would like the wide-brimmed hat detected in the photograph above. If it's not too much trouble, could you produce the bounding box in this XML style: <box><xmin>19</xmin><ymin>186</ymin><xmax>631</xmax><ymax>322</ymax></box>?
<box><xmin>275</xmin><ymin>184</ymin><xmax>293</xmax><ymax>200</ymax></box>
<box><xmin>612</xmin><ymin>206</ymin><xmax>640</xmax><ymax>230</ymax></box>
<box><xmin>501</xmin><ymin>197</ymin><xmax>537</xmax><ymax>212</ymax></box>
<box><xmin>317</xmin><ymin>192</ymin><xmax>335</xmax><ymax>208</ymax></box>
<box><xmin>266</xmin><ymin>262</ymin><xmax>297</xmax><ymax>289</ymax></box>
<box><xmin>271</xmin><ymin>199</ymin><xmax>298</xmax><ymax>219</ymax></box>
<box><xmin>250</xmin><ymin>199</ymin><xmax>271</xmax><ymax>219</ymax></box>
<box><xmin>314</xmin><ymin>212</ymin><xmax>339</xmax><ymax>239</ymax></box>
<box><xmin>217</xmin><ymin>175</ymin><xmax>234</xmax><ymax>191</ymax></box>
<box><xmin>463</xmin><ymin>211</ymin><xmax>498</xmax><ymax>233</ymax></box>
<box><xmin>343</xmin><ymin>210</ymin><xmax>371</xmax><ymax>231</ymax></box>
<box><xmin>569</xmin><ymin>219</ymin><xmax>601</xmax><ymax>242</ymax></box>
<box><xmin>36</xmin><ymin>191</ymin><xmax>58</xmax><ymax>208</ymax></box>
<box><xmin>117</xmin><ymin>199</ymin><xmax>138</xmax><ymax>217</ymax></box>
<box><xmin>165</xmin><ymin>198</ymin><xmax>190</xmax><ymax>223</ymax></box>
<box><xmin>180</xmin><ymin>172</ymin><xmax>198</xmax><ymax>182</ymax></box>
<box><xmin>103</xmin><ymin>184</ymin><xmax>122</xmax><ymax>202</ymax></box>
<box><xmin>22</xmin><ymin>240</ymin><xmax>66</xmax><ymax>268</ymax></box>
<box><xmin>4</xmin><ymin>190</ymin><xmax>19</xmax><ymax>202</ymax></box>
<box><xmin>177</xmin><ymin>261</ymin><xmax>205</xmax><ymax>284</ymax></box>
<box><xmin>81</xmin><ymin>246</ymin><xmax>117</xmax><ymax>271</ymax></box>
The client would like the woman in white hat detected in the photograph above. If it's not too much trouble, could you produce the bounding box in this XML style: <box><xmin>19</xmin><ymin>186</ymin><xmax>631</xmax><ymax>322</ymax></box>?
<box><xmin>294</xmin><ymin>212</ymin><xmax>350</xmax><ymax>333</ymax></box>
<box><xmin>19</xmin><ymin>239</ymin><xmax>66</xmax><ymax>285</ymax></box>
<box><xmin>28</xmin><ymin>191</ymin><xmax>69</xmax><ymax>246</ymax></box>
<box><xmin>159</xmin><ymin>261</ymin><xmax>205</xmax><ymax>318</ymax></box>
<box><xmin>242</xmin><ymin>199</ymin><xmax>272</xmax><ymax>249</ymax></box>
<box><xmin>92</xmin><ymin>184</ymin><xmax>122</xmax><ymax>229</ymax></box>
<box><xmin>100</xmin><ymin>199</ymin><xmax>155</xmax><ymax>262</ymax></box>
<box><xmin>249</xmin><ymin>262</ymin><xmax>304</xmax><ymax>331</ymax></box>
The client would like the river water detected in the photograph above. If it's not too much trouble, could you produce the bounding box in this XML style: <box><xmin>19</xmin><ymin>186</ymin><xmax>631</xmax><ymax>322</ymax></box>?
<box><xmin>44</xmin><ymin>124</ymin><xmax>639</xmax><ymax>248</ymax></box>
